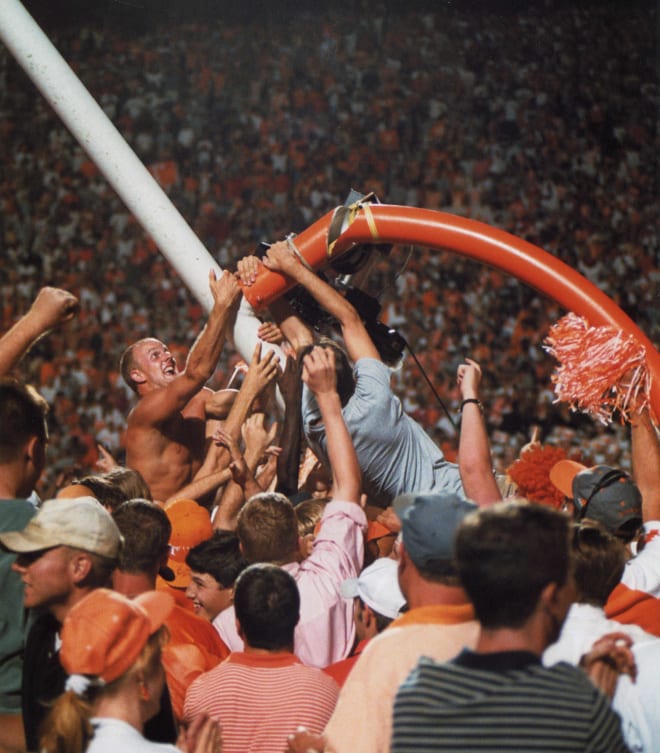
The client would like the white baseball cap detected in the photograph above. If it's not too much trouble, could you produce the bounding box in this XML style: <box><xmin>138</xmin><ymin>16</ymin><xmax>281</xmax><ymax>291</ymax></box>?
<box><xmin>341</xmin><ymin>557</ymin><xmax>406</xmax><ymax>619</ymax></box>
<box><xmin>0</xmin><ymin>496</ymin><xmax>122</xmax><ymax>559</ymax></box>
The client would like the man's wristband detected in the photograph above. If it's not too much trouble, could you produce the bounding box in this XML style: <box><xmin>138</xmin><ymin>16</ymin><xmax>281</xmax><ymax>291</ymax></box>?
<box><xmin>460</xmin><ymin>398</ymin><xmax>483</xmax><ymax>412</ymax></box>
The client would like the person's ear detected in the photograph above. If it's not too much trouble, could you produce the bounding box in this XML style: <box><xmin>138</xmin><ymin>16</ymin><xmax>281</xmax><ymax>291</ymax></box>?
<box><xmin>540</xmin><ymin>579</ymin><xmax>573</xmax><ymax>626</ymax></box>
<box><xmin>361</xmin><ymin>603</ymin><xmax>374</xmax><ymax>629</ymax></box>
<box><xmin>540</xmin><ymin>581</ymin><xmax>558</xmax><ymax>610</ymax></box>
<box><xmin>24</xmin><ymin>436</ymin><xmax>38</xmax><ymax>462</ymax></box>
<box><xmin>25</xmin><ymin>435</ymin><xmax>45</xmax><ymax>472</ymax></box>
<box><xmin>135</xmin><ymin>670</ymin><xmax>150</xmax><ymax>702</ymax></box>
<box><xmin>301</xmin><ymin>534</ymin><xmax>316</xmax><ymax>558</ymax></box>
<box><xmin>69</xmin><ymin>552</ymin><xmax>93</xmax><ymax>585</ymax></box>
<box><xmin>130</xmin><ymin>368</ymin><xmax>146</xmax><ymax>386</ymax></box>
<box><xmin>397</xmin><ymin>541</ymin><xmax>411</xmax><ymax>570</ymax></box>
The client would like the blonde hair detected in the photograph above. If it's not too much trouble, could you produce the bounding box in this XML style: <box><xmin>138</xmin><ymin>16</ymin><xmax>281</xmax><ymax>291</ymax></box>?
<box><xmin>39</xmin><ymin>628</ymin><xmax>166</xmax><ymax>753</ymax></box>
<box><xmin>295</xmin><ymin>498</ymin><xmax>329</xmax><ymax>538</ymax></box>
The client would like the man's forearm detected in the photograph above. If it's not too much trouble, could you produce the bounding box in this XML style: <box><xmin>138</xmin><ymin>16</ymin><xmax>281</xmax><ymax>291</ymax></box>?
<box><xmin>184</xmin><ymin>302</ymin><xmax>236</xmax><ymax>385</ymax></box>
<box><xmin>0</xmin><ymin>287</ymin><xmax>78</xmax><ymax>376</ymax></box>
<box><xmin>456</xmin><ymin>360</ymin><xmax>501</xmax><ymax>506</ymax></box>
<box><xmin>458</xmin><ymin>401</ymin><xmax>502</xmax><ymax>506</ymax></box>
<box><xmin>166</xmin><ymin>467</ymin><xmax>233</xmax><ymax>506</ymax></box>
<box><xmin>0</xmin><ymin>315</ymin><xmax>43</xmax><ymax>375</ymax></box>
<box><xmin>269</xmin><ymin>297</ymin><xmax>314</xmax><ymax>354</ymax></box>
<box><xmin>213</xmin><ymin>452</ymin><xmax>262</xmax><ymax>531</ymax></box>
<box><xmin>223</xmin><ymin>381</ymin><xmax>262</xmax><ymax>439</ymax></box>
<box><xmin>275</xmin><ymin>359</ymin><xmax>303</xmax><ymax>497</ymax></box>
<box><xmin>282</xmin><ymin>260</ymin><xmax>359</xmax><ymax>330</ymax></box>
<box><xmin>315</xmin><ymin>390</ymin><xmax>361</xmax><ymax>504</ymax></box>
<box><xmin>632</xmin><ymin>409</ymin><xmax>660</xmax><ymax>521</ymax></box>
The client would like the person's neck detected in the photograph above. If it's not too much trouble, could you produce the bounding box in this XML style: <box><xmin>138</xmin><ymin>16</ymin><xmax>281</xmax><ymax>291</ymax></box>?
<box><xmin>0</xmin><ymin>486</ymin><xmax>19</xmax><ymax>499</ymax></box>
<box><xmin>112</xmin><ymin>570</ymin><xmax>156</xmax><ymax>598</ymax></box>
<box><xmin>271</xmin><ymin>554</ymin><xmax>298</xmax><ymax>568</ymax></box>
<box><xmin>475</xmin><ymin>624</ymin><xmax>545</xmax><ymax>657</ymax></box>
<box><xmin>405</xmin><ymin>581</ymin><xmax>470</xmax><ymax>611</ymax></box>
<box><xmin>51</xmin><ymin>588</ymin><xmax>94</xmax><ymax>626</ymax></box>
<box><xmin>93</xmin><ymin>685</ymin><xmax>144</xmax><ymax>733</ymax></box>
<box><xmin>243</xmin><ymin>644</ymin><xmax>294</xmax><ymax>656</ymax></box>
<box><xmin>0</xmin><ymin>466</ymin><xmax>25</xmax><ymax>499</ymax></box>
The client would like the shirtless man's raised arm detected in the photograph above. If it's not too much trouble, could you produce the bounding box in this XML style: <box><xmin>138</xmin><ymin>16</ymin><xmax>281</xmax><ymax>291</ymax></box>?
<box><xmin>122</xmin><ymin>270</ymin><xmax>241</xmax><ymax>502</ymax></box>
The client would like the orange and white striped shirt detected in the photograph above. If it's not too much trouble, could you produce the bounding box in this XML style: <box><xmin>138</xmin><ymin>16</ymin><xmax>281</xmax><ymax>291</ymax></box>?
<box><xmin>183</xmin><ymin>652</ymin><xmax>339</xmax><ymax>753</ymax></box>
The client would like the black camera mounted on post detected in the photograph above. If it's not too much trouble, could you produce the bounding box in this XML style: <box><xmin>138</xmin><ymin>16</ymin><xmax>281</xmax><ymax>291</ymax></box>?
<box><xmin>256</xmin><ymin>190</ymin><xmax>406</xmax><ymax>366</ymax></box>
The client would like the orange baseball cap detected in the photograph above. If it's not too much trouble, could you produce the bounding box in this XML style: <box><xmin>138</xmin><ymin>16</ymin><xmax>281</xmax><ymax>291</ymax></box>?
<box><xmin>165</xmin><ymin>499</ymin><xmax>213</xmax><ymax>587</ymax></box>
<box><xmin>548</xmin><ymin>460</ymin><xmax>587</xmax><ymax>498</ymax></box>
<box><xmin>60</xmin><ymin>588</ymin><xmax>173</xmax><ymax>684</ymax></box>
<box><xmin>367</xmin><ymin>520</ymin><xmax>396</xmax><ymax>542</ymax></box>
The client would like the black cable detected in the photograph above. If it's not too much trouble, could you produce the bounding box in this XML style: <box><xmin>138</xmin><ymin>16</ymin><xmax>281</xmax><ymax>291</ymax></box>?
<box><xmin>397</xmin><ymin>331</ymin><xmax>459</xmax><ymax>433</ymax></box>
<box><xmin>366</xmin><ymin>244</ymin><xmax>458</xmax><ymax>430</ymax></box>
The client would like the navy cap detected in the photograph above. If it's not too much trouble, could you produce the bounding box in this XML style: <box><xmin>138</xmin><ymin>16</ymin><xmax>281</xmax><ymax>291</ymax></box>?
<box><xmin>393</xmin><ymin>492</ymin><xmax>478</xmax><ymax>568</ymax></box>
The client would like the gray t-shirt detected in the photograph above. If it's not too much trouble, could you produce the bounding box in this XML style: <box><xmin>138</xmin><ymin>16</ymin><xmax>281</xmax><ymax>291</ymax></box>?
<box><xmin>302</xmin><ymin>357</ymin><xmax>463</xmax><ymax>505</ymax></box>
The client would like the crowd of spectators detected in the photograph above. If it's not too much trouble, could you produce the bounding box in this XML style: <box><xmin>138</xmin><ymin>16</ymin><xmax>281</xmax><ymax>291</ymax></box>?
<box><xmin>1</xmin><ymin>0</ymin><xmax>657</xmax><ymax>494</ymax></box>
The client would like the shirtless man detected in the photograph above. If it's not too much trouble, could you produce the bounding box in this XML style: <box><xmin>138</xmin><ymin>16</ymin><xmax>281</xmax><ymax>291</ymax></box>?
<box><xmin>120</xmin><ymin>270</ymin><xmax>242</xmax><ymax>502</ymax></box>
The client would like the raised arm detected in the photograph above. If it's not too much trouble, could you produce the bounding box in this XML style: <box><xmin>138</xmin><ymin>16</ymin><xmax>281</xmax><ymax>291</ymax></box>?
<box><xmin>0</xmin><ymin>286</ymin><xmax>79</xmax><ymax>376</ymax></box>
<box><xmin>211</xmin><ymin>424</ymin><xmax>266</xmax><ymax>531</ymax></box>
<box><xmin>130</xmin><ymin>270</ymin><xmax>241</xmax><ymax>425</ymax></box>
<box><xmin>194</xmin><ymin>342</ymin><xmax>279</xmax><ymax>484</ymax></box>
<box><xmin>273</xmin><ymin>354</ymin><xmax>304</xmax><ymax>496</ymax></box>
<box><xmin>263</xmin><ymin>241</ymin><xmax>380</xmax><ymax>363</ymax></box>
<box><xmin>456</xmin><ymin>358</ymin><xmax>502</xmax><ymax>506</ymax></box>
<box><xmin>236</xmin><ymin>254</ymin><xmax>314</xmax><ymax>355</ymax></box>
<box><xmin>302</xmin><ymin>346</ymin><xmax>361</xmax><ymax>504</ymax></box>
<box><xmin>631</xmin><ymin>408</ymin><xmax>660</xmax><ymax>522</ymax></box>
<box><xmin>221</xmin><ymin>343</ymin><xmax>279</xmax><ymax>440</ymax></box>
<box><xmin>208</xmin><ymin>350</ymin><xmax>279</xmax><ymax>529</ymax></box>
<box><xmin>165</xmin><ymin>467</ymin><xmax>233</xmax><ymax>507</ymax></box>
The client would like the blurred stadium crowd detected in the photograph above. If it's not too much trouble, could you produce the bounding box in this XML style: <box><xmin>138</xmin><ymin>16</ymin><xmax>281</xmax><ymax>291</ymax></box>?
<box><xmin>0</xmin><ymin>0</ymin><xmax>657</xmax><ymax>494</ymax></box>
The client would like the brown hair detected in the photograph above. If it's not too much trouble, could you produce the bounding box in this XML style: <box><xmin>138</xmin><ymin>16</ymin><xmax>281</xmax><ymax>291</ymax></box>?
<box><xmin>295</xmin><ymin>498</ymin><xmax>328</xmax><ymax>538</ymax></box>
<box><xmin>119</xmin><ymin>342</ymin><xmax>140</xmax><ymax>394</ymax></box>
<box><xmin>0</xmin><ymin>379</ymin><xmax>49</xmax><ymax>463</ymax></box>
<box><xmin>236</xmin><ymin>493</ymin><xmax>299</xmax><ymax>565</ymax></box>
<box><xmin>299</xmin><ymin>338</ymin><xmax>355</xmax><ymax>407</ymax></box>
<box><xmin>455</xmin><ymin>499</ymin><xmax>571</xmax><ymax>629</ymax></box>
<box><xmin>104</xmin><ymin>467</ymin><xmax>152</xmax><ymax>502</ymax></box>
<box><xmin>112</xmin><ymin>500</ymin><xmax>170</xmax><ymax>575</ymax></box>
<box><xmin>570</xmin><ymin>520</ymin><xmax>626</xmax><ymax>606</ymax></box>
<box><xmin>75</xmin><ymin>549</ymin><xmax>120</xmax><ymax>590</ymax></box>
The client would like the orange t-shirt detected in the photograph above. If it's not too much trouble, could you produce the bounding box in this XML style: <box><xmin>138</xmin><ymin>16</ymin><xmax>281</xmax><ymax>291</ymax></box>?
<box><xmin>162</xmin><ymin>604</ymin><xmax>229</xmax><ymax>721</ymax></box>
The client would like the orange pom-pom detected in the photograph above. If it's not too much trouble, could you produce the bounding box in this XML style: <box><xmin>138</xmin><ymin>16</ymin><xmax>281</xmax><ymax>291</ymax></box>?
<box><xmin>544</xmin><ymin>313</ymin><xmax>652</xmax><ymax>425</ymax></box>
<box><xmin>507</xmin><ymin>444</ymin><xmax>578</xmax><ymax>509</ymax></box>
